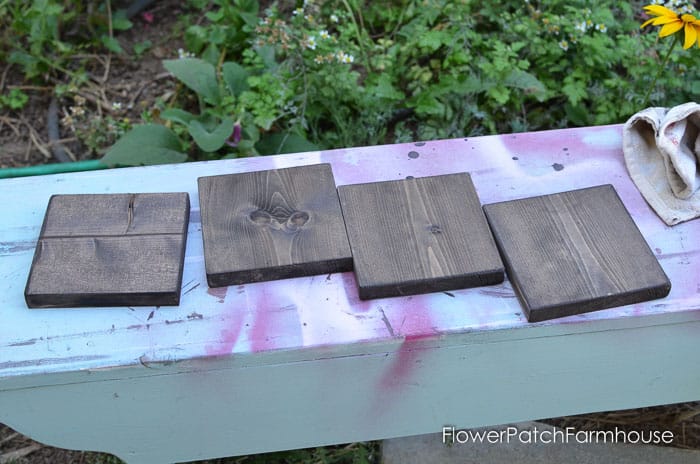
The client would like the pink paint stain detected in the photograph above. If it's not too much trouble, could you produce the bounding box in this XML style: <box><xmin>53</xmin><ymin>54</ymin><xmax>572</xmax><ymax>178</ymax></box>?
<box><xmin>248</xmin><ymin>284</ymin><xmax>303</xmax><ymax>353</ymax></box>
<box><xmin>377</xmin><ymin>294</ymin><xmax>437</xmax><ymax>390</ymax></box>
<box><xmin>371</xmin><ymin>294</ymin><xmax>438</xmax><ymax>417</ymax></box>
<box><xmin>204</xmin><ymin>286</ymin><xmax>247</xmax><ymax>357</ymax></box>
<box><xmin>339</xmin><ymin>272</ymin><xmax>375</xmax><ymax>314</ymax></box>
<box><xmin>378</xmin><ymin>332</ymin><xmax>436</xmax><ymax>390</ymax></box>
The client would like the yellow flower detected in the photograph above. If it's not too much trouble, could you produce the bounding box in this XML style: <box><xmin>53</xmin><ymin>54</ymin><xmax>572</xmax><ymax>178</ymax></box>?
<box><xmin>641</xmin><ymin>4</ymin><xmax>700</xmax><ymax>49</ymax></box>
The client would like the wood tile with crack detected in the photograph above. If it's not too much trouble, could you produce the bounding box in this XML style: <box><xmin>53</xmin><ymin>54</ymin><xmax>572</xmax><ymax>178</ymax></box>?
<box><xmin>25</xmin><ymin>193</ymin><xmax>190</xmax><ymax>308</ymax></box>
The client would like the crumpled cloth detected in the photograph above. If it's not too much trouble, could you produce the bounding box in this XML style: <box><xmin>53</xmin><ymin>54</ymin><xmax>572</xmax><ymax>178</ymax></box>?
<box><xmin>622</xmin><ymin>102</ymin><xmax>700</xmax><ymax>226</ymax></box>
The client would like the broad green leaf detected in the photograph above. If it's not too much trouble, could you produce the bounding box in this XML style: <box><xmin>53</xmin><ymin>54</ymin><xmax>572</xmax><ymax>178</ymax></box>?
<box><xmin>236</xmin><ymin>0</ymin><xmax>259</xmax><ymax>14</ymax></box>
<box><xmin>101</xmin><ymin>35</ymin><xmax>123</xmax><ymax>54</ymax></box>
<box><xmin>8</xmin><ymin>51</ymin><xmax>39</xmax><ymax>69</ymax></box>
<box><xmin>222</xmin><ymin>62</ymin><xmax>249</xmax><ymax>96</ymax></box>
<box><xmin>44</xmin><ymin>3</ymin><xmax>63</xmax><ymax>15</ymax></box>
<box><xmin>256</xmin><ymin>133</ymin><xmax>319</xmax><ymax>155</ymax></box>
<box><xmin>201</xmin><ymin>43</ymin><xmax>220</xmax><ymax>66</ymax></box>
<box><xmin>257</xmin><ymin>46</ymin><xmax>277</xmax><ymax>70</ymax></box>
<box><xmin>239</xmin><ymin>12</ymin><xmax>260</xmax><ymax>27</ymax></box>
<box><xmin>236</xmin><ymin>139</ymin><xmax>259</xmax><ymax>157</ymax></box>
<box><xmin>161</xmin><ymin>108</ymin><xmax>196</xmax><ymax>126</ymax></box>
<box><xmin>367</xmin><ymin>74</ymin><xmax>404</xmax><ymax>101</ymax></box>
<box><xmin>504</xmin><ymin>69</ymin><xmax>546</xmax><ymax>101</ymax></box>
<box><xmin>185</xmin><ymin>25</ymin><xmax>207</xmax><ymax>52</ymax></box>
<box><xmin>205</xmin><ymin>9</ymin><xmax>224</xmax><ymax>22</ymax></box>
<box><xmin>112</xmin><ymin>10</ymin><xmax>133</xmax><ymax>31</ymax></box>
<box><xmin>163</xmin><ymin>58</ymin><xmax>220</xmax><ymax>104</ymax></box>
<box><xmin>188</xmin><ymin>117</ymin><xmax>235</xmax><ymax>152</ymax></box>
<box><xmin>102</xmin><ymin>124</ymin><xmax>187</xmax><ymax>166</ymax></box>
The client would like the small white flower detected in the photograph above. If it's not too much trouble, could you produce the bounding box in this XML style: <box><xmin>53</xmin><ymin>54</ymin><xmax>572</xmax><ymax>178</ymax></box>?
<box><xmin>319</xmin><ymin>29</ymin><xmax>330</xmax><ymax>39</ymax></box>
<box><xmin>314</xmin><ymin>55</ymin><xmax>324</xmax><ymax>64</ymax></box>
<box><xmin>595</xmin><ymin>23</ymin><xmax>607</xmax><ymax>33</ymax></box>
<box><xmin>306</xmin><ymin>36</ymin><xmax>317</xmax><ymax>50</ymax></box>
<box><xmin>293</xmin><ymin>8</ymin><xmax>303</xmax><ymax>16</ymax></box>
<box><xmin>61</xmin><ymin>114</ymin><xmax>74</xmax><ymax>128</ymax></box>
<box><xmin>558</xmin><ymin>40</ymin><xmax>569</xmax><ymax>51</ymax></box>
<box><xmin>70</xmin><ymin>105</ymin><xmax>85</xmax><ymax>117</ymax></box>
<box><xmin>112</xmin><ymin>102</ymin><xmax>123</xmax><ymax>111</ymax></box>
<box><xmin>574</xmin><ymin>21</ymin><xmax>587</xmax><ymax>33</ymax></box>
<box><xmin>330</xmin><ymin>14</ymin><xmax>339</xmax><ymax>23</ymax></box>
<box><xmin>177</xmin><ymin>48</ymin><xmax>194</xmax><ymax>59</ymax></box>
<box><xmin>337</xmin><ymin>51</ymin><xmax>354</xmax><ymax>63</ymax></box>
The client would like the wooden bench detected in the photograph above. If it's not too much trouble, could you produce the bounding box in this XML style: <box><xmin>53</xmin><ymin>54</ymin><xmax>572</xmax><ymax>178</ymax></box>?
<box><xmin>1</xmin><ymin>125</ymin><xmax>698</xmax><ymax>464</ymax></box>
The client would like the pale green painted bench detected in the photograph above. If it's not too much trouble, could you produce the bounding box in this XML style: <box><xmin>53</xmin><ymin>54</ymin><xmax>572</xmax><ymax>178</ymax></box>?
<box><xmin>1</xmin><ymin>125</ymin><xmax>698</xmax><ymax>463</ymax></box>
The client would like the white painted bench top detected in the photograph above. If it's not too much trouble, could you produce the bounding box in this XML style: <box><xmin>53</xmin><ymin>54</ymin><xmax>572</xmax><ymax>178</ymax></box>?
<box><xmin>1</xmin><ymin>125</ymin><xmax>699</xmax><ymax>463</ymax></box>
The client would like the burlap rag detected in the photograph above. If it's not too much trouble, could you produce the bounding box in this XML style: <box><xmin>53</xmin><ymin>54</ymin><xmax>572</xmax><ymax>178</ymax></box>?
<box><xmin>622</xmin><ymin>102</ymin><xmax>700</xmax><ymax>226</ymax></box>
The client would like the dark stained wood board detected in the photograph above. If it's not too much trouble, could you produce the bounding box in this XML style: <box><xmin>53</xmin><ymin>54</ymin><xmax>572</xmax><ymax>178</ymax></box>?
<box><xmin>337</xmin><ymin>173</ymin><xmax>505</xmax><ymax>300</ymax></box>
<box><xmin>197</xmin><ymin>163</ymin><xmax>353</xmax><ymax>287</ymax></box>
<box><xmin>482</xmin><ymin>185</ymin><xmax>672</xmax><ymax>322</ymax></box>
<box><xmin>25</xmin><ymin>193</ymin><xmax>190</xmax><ymax>308</ymax></box>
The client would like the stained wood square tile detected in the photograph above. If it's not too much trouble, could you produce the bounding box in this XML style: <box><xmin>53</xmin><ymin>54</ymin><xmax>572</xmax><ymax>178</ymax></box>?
<box><xmin>25</xmin><ymin>193</ymin><xmax>190</xmax><ymax>308</ymax></box>
<box><xmin>198</xmin><ymin>163</ymin><xmax>352</xmax><ymax>287</ymax></box>
<box><xmin>482</xmin><ymin>185</ymin><xmax>671</xmax><ymax>322</ymax></box>
<box><xmin>338</xmin><ymin>173</ymin><xmax>504</xmax><ymax>300</ymax></box>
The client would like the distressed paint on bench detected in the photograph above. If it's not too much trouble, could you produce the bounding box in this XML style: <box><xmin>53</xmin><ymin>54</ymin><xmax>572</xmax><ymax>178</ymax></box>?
<box><xmin>1</xmin><ymin>125</ymin><xmax>698</xmax><ymax>376</ymax></box>
<box><xmin>0</xmin><ymin>125</ymin><xmax>699</xmax><ymax>463</ymax></box>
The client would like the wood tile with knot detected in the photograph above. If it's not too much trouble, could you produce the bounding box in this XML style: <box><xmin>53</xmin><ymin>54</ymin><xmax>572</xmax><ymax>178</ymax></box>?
<box><xmin>198</xmin><ymin>163</ymin><xmax>352</xmax><ymax>287</ymax></box>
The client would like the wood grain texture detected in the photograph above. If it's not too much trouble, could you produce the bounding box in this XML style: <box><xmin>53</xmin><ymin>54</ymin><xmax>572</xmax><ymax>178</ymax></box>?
<box><xmin>338</xmin><ymin>173</ymin><xmax>504</xmax><ymax>299</ymax></box>
<box><xmin>198</xmin><ymin>163</ymin><xmax>352</xmax><ymax>287</ymax></box>
<box><xmin>25</xmin><ymin>193</ymin><xmax>190</xmax><ymax>308</ymax></box>
<box><xmin>482</xmin><ymin>185</ymin><xmax>672</xmax><ymax>322</ymax></box>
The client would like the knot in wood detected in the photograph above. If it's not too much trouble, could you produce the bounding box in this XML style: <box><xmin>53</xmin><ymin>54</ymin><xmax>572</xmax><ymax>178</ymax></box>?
<box><xmin>248</xmin><ymin>209</ymin><xmax>310</xmax><ymax>232</ymax></box>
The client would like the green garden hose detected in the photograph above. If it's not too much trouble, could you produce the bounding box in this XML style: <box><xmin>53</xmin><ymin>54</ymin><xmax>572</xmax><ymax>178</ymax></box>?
<box><xmin>0</xmin><ymin>160</ymin><xmax>108</xmax><ymax>179</ymax></box>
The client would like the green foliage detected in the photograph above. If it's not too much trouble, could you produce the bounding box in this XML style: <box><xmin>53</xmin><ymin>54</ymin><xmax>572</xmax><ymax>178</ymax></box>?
<box><xmin>133</xmin><ymin>40</ymin><xmax>153</xmax><ymax>58</ymax></box>
<box><xmin>107</xmin><ymin>38</ymin><xmax>318</xmax><ymax>163</ymax></box>
<box><xmin>102</xmin><ymin>124</ymin><xmax>187</xmax><ymax>167</ymax></box>
<box><xmin>0</xmin><ymin>0</ymin><xmax>133</xmax><ymax>82</ymax></box>
<box><xmin>105</xmin><ymin>0</ymin><xmax>699</xmax><ymax>162</ymax></box>
<box><xmin>0</xmin><ymin>88</ymin><xmax>29</xmax><ymax>110</ymax></box>
<box><xmin>184</xmin><ymin>0</ymin><xmax>259</xmax><ymax>57</ymax></box>
<box><xmin>164</xmin><ymin>58</ymin><xmax>221</xmax><ymax>104</ymax></box>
